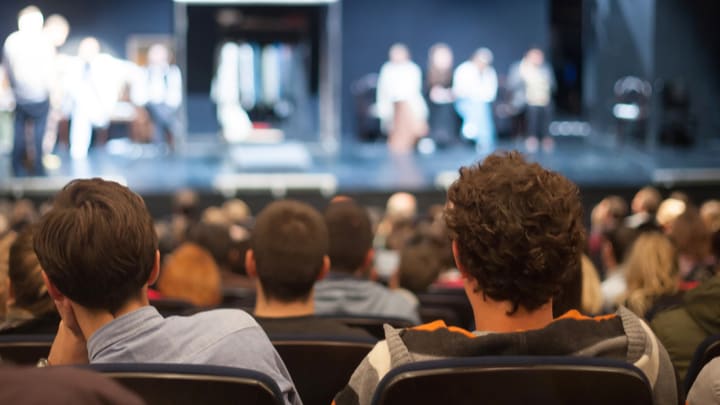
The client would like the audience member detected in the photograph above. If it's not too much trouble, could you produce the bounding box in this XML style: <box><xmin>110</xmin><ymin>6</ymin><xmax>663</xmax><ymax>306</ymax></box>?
<box><xmin>157</xmin><ymin>242</ymin><xmax>222</xmax><ymax>308</ymax></box>
<box><xmin>314</xmin><ymin>200</ymin><xmax>420</xmax><ymax>324</ymax></box>
<box><xmin>600</xmin><ymin>225</ymin><xmax>639</xmax><ymax>311</ymax></box>
<box><xmin>670</xmin><ymin>208</ymin><xmax>715</xmax><ymax>288</ymax></box>
<box><xmin>247</xmin><ymin>200</ymin><xmax>372</xmax><ymax>338</ymax></box>
<box><xmin>619</xmin><ymin>232</ymin><xmax>681</xmax><ymax>320</ymax></box>
<box><xmin>651</xmin><ymin>235</ymin><xmax>720</xmax><ymax>381</ymax></box>
<box><xmin>700</xmin><ymin>199</ymin><xmax>720</xmax><ymax>235</ymax></box>
<box><xmin>185</xmin><ymin>221</ymin><xmax>253</xmax><ymax>290</ymax></box>
<box><xmin>375</xmin><ymin>192</ymin><xmax>417</xmax><ymax>248</ymax></box>
<box><xmin>656</xmin><ymin>198</ymin><xmax>686</xmax><ymax>233</ymax></box>
<box><xmin>33</xmin><ymin>179</ymin><xmax>300</xmax><ymax>405</ymax></box>
<box><xmin>626</xmin><ymin>186</ymin><xmax>662</xmax><ymax>230</ymax></box>
<box><xmin>0</xmin><ymin>224</ymin><xmax>59</xmax><ymax>334</ymax></box>
<box><xmin>333</xmin><ymin>152</ymin><xmax>676</xmax><ymax>405</ymax></box>
<box><xmin>580</xmin><ymin>254</ymin><xmax>603</xmax><ymax>315</ymax></box>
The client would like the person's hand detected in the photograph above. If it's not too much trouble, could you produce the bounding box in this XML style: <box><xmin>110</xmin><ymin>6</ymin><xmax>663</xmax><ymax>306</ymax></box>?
<box><xmin>48</xmin><ymin>299</ymin><xmax>88</xmax><ymax>365</ymax></box>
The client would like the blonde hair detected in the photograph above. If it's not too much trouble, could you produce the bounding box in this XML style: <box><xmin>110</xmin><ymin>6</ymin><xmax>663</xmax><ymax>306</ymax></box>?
<box><xmin>158</xmin><ymin>243</ymin><xmax>221</xmax><ymax>307</ymax></box>
<box><xmin>580</xmin><ymin>255</ymin><xmax>603</xmax><ymax>315</ymax></box>
<box><xmin>622</xmin><ymin>232</ymin><xmax>679</xmax><ymax>317</ymax></box>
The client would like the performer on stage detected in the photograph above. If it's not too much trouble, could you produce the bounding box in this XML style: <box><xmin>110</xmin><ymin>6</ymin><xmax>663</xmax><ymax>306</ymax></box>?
<box><xmin>3</xmin><ymin>6</ymin><xmax>55</xmax><ymax>176</ymax></box>
<box><xmin>376</xmin><ymin>43</ymin><xmax>428</xmax><ymax>153</ymax></box>
<box><xmin>42</xmin><ymin>14</ymin><xmax>71</xmax><ymax>160</ymax></box>
<box><xmin>452</xmin><ymin>48</ymin><xmax>497</xmax><ymax>154</ymax></box>
<box><xmin>135</xmin><ymin>44</ymin><xmax>182</xmax><ymax>151</ymax></box>
<box><xmin>508</xmin><ymin>47</ymin><xmax>556</xmax><ymax>153</ymax></box>
<box><xmin>425</xmin><ymin>43</ymin><xmax>456</xmax><ymax>148</ymax></box>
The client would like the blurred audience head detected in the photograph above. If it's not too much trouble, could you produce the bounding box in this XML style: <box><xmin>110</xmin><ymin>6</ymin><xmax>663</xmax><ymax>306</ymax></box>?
<box><xmin>397</xmin><ymin>235</ymin><xmax>442</xmax><ymax>294</ymax></box>
<box><xmin>34</xmin><ymin>179</ymin><xmax>159</xmax><ymax>313</ymax></box>
<box><xmin>248</xmin><ymin>200</ymin><xmax>328</xmax><ymax>303</ymax></box>
<box><xmin>172</xmin><ymin>188</ymin><xmax>199</xmax><ymax>219</ymax></box>
<box><xmin>325</xmin><ymin>200</ymin><xmax>374</xmax><ymax>275</ymax></box>
<box><xmin>670</xmin><ymin>207</ymin><xmax>711</xmax><ymax>262</ymax></box>
<box><xmin>700</xmin><ymin>200</ymin><xmax>720</xmax><ymax>234</ymax></box>
<box><xmin>632</xmin><ymin>186</ymin><xmax>661</xmax><ymax>215</ymax></box>
<box><xmin>158</xmin><ymin>242</ymin><xmax>221</xmax><ymax>307</ymax></box>
<box><xmin>444</xmin><ymin>151</ymin><xmax>585</xmax><ymax>314</ymax></box>
<box><xmin>7</xmin><ymin>224</ymin><xmax>54</xmax><ymax>317</ymax></box>
<box><xmin>622</xmin><ymin>232</ymin><xmax>679</xmax><ymax>317</ymax></box>
<box><xmin>656</xmin><ymin>198</ymin><xmax>686</xmax><ymax>232</ymax></box>
<box><xmin>601</xmin><ymin>225</ymin><xmax>640</xmax><ymax>272</ymax></box>
<box><xmin>385</xmin><ymin>192</ymin><xmax>417</xmax><ymax>223</ymax></box>
<box><xmin>222</xmin><ymin>199</ymin><xmax>251</xmax><ymax>225</ymax></box>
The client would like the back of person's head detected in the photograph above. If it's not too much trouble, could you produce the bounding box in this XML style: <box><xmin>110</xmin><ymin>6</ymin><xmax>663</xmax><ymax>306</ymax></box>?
<box><xmin>580</xmin><ymin>255</ymin><xmax>603</xmax><ymax>315</ymax></box>
<box><xmin>251</xmin><ymin>200</ymin><xmax>328</xmax><ymax>302</ymax></box>
<box><xmin>397</xmin><ymin>235</ymin><xmax>442</xmax><ymax>294</ymax></box>
<box><xmin>186</xmin><ymin>221</ymin><xmax>250</xmax><ymax>275</ymax></box>
<box><xmin>325</xmin><ymin>200</ymin><xmax>373</xmax><ymax>274</ymax></box>
<box><xmin>158</xmin><ymin>242</ymin><xmax>221</xmax><ymax>307</ymax></box>
<box><xmin>222</xmin><ymin>199</ymin><xmax>251</xmax><ymax>225</ymax></box>
<box><xmin>656</xmin><ymin>198</ymin><xmax>686</xmax><ymax>231</ymax></box>
<box><xmin>172</xmin><ymin>188</ymin><xmax>199</xmax><ymax>219</ymax></box>
<box><xmin>444</xmin><ymin>151</ymin><xmax>585</xmax><ymax>314</ymax></box>
<box><xmin>700</xmin><ymin>200</ymin><xmax>720</xmax><ymax>234</ymax></box>
<box><xmin>603</xmin><ymin>225</ymin><xmax>640</xmax><ymax>268</ymax></box>
<box><xmin>8</xmin><ymin>224</ymin><xmax>54</xmax><ymax>316</ymax></box>
<box><xmin>385</xmin><ymin>192</ymin><xmax>417</xmax><ymax>223</ymax></box>
<box><xmin>632</xmin><ymin>186</ymin><xmax>662</xmax><ymax>215</ymax></box>
<box><xmin>0</xmin><ymin>233</ymin><xmax>17</xmax><ymax>319</ymax></box>
<box><xmin>34</xmin><ymin>179</ymin><xmax>158</xmax><ymax>313</ymax></box>
<box><xmin>623</xmin><ymin>232</ymin><xmax>678</xmax><ymax>317</ymax></box>
<box><xmin>670</xmin><ymin>207</ymin><xmax>711</xmax><ymax>261</ymax></box>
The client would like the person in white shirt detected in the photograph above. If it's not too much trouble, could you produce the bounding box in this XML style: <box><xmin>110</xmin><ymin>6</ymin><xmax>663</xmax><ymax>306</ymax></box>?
<box><xmin>3</xmin><ymin>6</ymin><xmax>55</xmax><ymax>176</ymax></box>
<box><xmin>65</xmin><ymin>37</ymin><xmax>130</xmax><ymax>160</ymax></box>
<box><xmin>376</xmin><ymin>43</ymin><xmax>428</xmax><ymax>153</ymax></box>
<box><xmin>452</xmin><ymin>48</ymin><xmax>497</xmax><ymax>154</ymax></box>
<box><xmin>133</xmin><ymin>44</ymin><xmax>182</xmax><ymax>150</ymax></box>
<box><xmin>42</xmin><ymin>14</ymin><xmax>71</xmax><ymax>159</ymax></box>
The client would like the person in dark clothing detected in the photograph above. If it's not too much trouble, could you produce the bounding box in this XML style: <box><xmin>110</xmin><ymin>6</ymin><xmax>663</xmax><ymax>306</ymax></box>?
<box><xmin>248</xmin><ymin>199</ymin><xmax>371</xmax><ymax>339</ymax></box>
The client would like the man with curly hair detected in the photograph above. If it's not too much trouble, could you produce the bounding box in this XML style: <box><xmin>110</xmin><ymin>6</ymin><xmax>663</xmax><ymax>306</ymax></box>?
<box><xmin>333</xmin><ymin>151</ymin><xmax>677</xmax><ymax>405</ymax></box>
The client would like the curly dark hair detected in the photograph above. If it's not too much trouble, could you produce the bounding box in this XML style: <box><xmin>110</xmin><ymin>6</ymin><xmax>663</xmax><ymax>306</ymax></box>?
<box><xmin>444</xmin><ymin>151</ymin><xmax>585</xmax><ymax>314</ymax></box>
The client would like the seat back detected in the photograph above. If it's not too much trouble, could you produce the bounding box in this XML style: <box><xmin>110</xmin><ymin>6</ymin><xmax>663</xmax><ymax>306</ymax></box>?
<box><xmin>319</xmin><ymin>315</ymin><xmax>414</xmax><ymax>339</ymax></box>
<box><xmin>371</xmin><ymin>356</ymin><xmax>654</xmax><ymax>405</ymax></box>
<box><xmin>87</xmin><ymin>363</ymin><xmax>283</xmax><ymax>405</ymax></box>
<box><xmin>0</xmin><ymin>334</ymin><xmax>54</xmax><ymax>365</ymax></box>
<box><xmin>685</xmin><ymin>333</ymin><xmax>720</xmax><ymax>393</ymax></box>
<box><xmin>271</xmin><ymin>336</ymin><xmax>376</xmax><ymax>405</ymax></box>
<box><xmin>417</xmin><ymin>290</ymin><xmax>474</xmax><ymax>329</ymax></box>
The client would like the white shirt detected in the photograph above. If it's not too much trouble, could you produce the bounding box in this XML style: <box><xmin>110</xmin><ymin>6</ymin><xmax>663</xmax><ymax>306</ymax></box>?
<box><xmin>2</xmin><ymin>30</ymin><xmax>55</xmax><ymax>103</ymax></box>
<box><xmin>143</xmin><ymin>64</ymin><xmax>182</xmax><ymax>109</ymax></box>
<box><xmin>376</xmin><ymin>60</ymin><xmax>428</xmax><ymax>127</ymax></box>
<box><xmin>452</xmin><ymin>61</ymin><xmax>497</xmax><ymax>103</ymax></box>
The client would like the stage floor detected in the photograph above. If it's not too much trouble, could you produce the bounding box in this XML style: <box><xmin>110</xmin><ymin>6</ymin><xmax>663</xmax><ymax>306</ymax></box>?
<box><xmin>1</xmin><ymin>136</ymin><xmax>720</xmax><ymax>197</ymax></box>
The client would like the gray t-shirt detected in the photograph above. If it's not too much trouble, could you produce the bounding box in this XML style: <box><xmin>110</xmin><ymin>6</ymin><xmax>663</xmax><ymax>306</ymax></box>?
<box><xmin>87</xmin><ymin>306</ymin><xmax>301</xmax><ymax>405</ymax></box>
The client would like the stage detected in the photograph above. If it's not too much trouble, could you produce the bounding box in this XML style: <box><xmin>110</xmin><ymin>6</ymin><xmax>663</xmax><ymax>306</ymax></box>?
<box><xmin>2</xmin><ymin>134</ymin><xmax>720</xmax><ymax>207</ymax></box>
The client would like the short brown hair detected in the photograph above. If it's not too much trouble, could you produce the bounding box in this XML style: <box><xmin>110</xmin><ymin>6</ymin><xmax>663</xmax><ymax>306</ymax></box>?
<box><xmin>444</xmin><ymin>151</ymin><xmax>585</xmax><ymax>314</ymax></box>
<box><xmin>34</xmin><ymin>179</ymin><xmax>158</xmax><ymax>313</ymax></box>
<box><xmin>158</xmin><ymin>243</ymin><xmax>221</xmax><ymax>307</ymax></box>
<box><xmin>324</xmin><ymin>200</ymin><xmax>373</xmax><ymax>273</ymax></box>
<box><xmin>252</xmin><ymin>200</ymin><xmax>328</xmax><ymax>302</ymax></box>
<box><xmin>9</xmin><ymin>224</ymin><xmax>54</xmax><ymax>316</ymax></box>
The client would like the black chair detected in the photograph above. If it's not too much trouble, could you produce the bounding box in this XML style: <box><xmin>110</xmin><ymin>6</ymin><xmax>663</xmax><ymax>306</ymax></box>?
<box><xmin>684</xmin><ymin>333</ymin><xmax>720</xmax><ymax>394</ymax></box>
<box><xmin>371</xmin><ymin>356</ymin><xmax>654</xmax><ymax>405</ymax></box>
<box><xmin>417</xmin><ymin>291</ymin><xmax>474</xmax><ymax>330</ymax></box>
<box><xmin>87</xmin><ymin>363</ymin><xmax>283</xmax><ymax>405</ymax></box>
<box><xmin>150</xmin><ymin>298</ymin><xmax>197</xmax><ymax>317</ymax></box>
<box><xmin>271</xmin><ymin>335</ymin><xmax>376</xmax><ymax>405</ymax></box>
<box><xmin>418</xmin><ymin>306</ymin><xmax>461</xmax><ymax>327</ymax></box>
<box><xmin>221</xmin><ymin>287</ymin><xmax>256</xmax><ymax>309</ymax></box>
<box><xmin>319</xmin><ymin>315</ymin><xmax>414</xmax><ymax>339</ymax></box>
<box><xmin>0</xmin><ymin>334</ymin><xmax>53</xmax><ymax>365</ymax></box>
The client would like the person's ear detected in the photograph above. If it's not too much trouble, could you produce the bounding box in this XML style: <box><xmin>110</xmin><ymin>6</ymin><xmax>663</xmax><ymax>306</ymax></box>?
<box><xmin>245</xmin><ymin>249</ymin><xmax>257</xmax><ymax>279</ymax></box>
<box><xmin>41</xmin><ymin>271</ymin><xmax>64</xmax><ymax>301</ymax></box>
<box><xmin>452</xmin><ymin>240</ymin><xmax>470</xmax><ymax>278</ymax></box>
<box><xmin>317</xmin><ymin>255</ymin><xmax>331</xmax><ymax>281</ymax></box>
<box><xmin>147</xmin><ymin>250</ymin><xmax>161</xmax><ymax>286</ymax></box>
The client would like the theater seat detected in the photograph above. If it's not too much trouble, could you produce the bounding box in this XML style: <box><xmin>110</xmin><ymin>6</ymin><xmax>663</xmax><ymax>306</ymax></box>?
<box><xmin>270</xmin><ymin>335</ymin><xmax>376</xmax><ymax>405</ymax></box>
<box><xmin>371</xmin><ymin>356</ymin><xmax>654</xmax><ymax>405</ymax></box>
<box><xmin>86</xmin><ymin>363</ymin><xmax>283</xmax><ymax>405</ymax></box>
<box><xmin>0</xmin><ymin>334</ymin><xmax>53</xmax><ymax>365</ymax></box>
<box><xmin>685</xmin><ymin>333</ymin><xmax>720</xmax><ymax>394</ymax></box>
<box><xmin>318</xmin><ymin>315</ymin><xmax>414</xmax><ymax>339</ymax></box>
<box><xmin>417</xmin><ymin>291</ymin><xmax>474</xmax><ymax>329</ymax></box>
